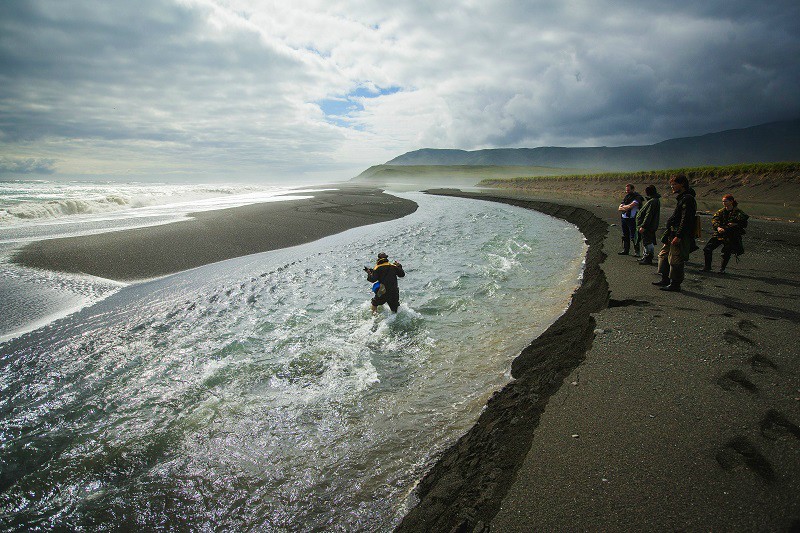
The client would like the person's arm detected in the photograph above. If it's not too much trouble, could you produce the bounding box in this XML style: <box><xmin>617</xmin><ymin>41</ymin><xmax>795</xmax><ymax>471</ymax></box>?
<box><xmin>638</xmin><ymin>204</ymin><xmax>651</xmax><ymax>233</ymax></box>
<box><xmin>671</xmin><ymin>202</ymin><xmax>689</xmax><ymax>244</ymax></box>
<box><xmin>394</xmin><ymin>262</ymin><xmax>405</xmax><ymax>277</ymax></box>
<box><xmin>711</xmin><ymin>210</ymin><xmax>723</xmax><ymax>232</ymax></box>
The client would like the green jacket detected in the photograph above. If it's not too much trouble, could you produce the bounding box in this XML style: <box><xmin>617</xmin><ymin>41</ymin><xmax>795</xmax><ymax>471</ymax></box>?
<box><xmin>633</xmin><ymin>193</ymin><xmax>661</xmax><ymax>246</ymax></box>
<box><xmin>636</xmin><ymin>193</ymin><xmax>661</xmax><ymax>232</ymax></box>
<box><xmin>710</xmin><ymin>207</ymin><xmax>749</xmax><ymax>255</ymax></box>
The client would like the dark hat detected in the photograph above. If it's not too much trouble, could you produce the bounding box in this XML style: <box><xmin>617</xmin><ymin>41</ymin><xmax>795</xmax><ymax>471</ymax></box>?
<box><xmin>377</xmin><ymin>252</ymin><xmax>388</xmax><ymax>259</ymax></box>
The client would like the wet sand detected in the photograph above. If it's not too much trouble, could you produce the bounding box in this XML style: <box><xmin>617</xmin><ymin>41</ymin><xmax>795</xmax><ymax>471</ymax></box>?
<box><xmin>12</xmin><ymin>188</ymin><xmax>417</xmax><ymax>281</ymax></box>
<box><xmin>398</xmin><ymin>188</ymin><xmax>800</xmax><ymax>532</ymax></box>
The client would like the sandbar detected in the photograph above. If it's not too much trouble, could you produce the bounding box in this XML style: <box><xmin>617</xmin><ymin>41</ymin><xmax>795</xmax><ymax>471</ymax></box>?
<box><xmin>12</xmin><ymin>187</ymin><xmax>417</xmax><ymax>281</ymax></box>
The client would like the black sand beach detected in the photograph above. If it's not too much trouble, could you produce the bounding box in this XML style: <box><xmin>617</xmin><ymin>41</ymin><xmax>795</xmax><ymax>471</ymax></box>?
<box><xmin>12</xmin><ymin>188</ymin><xmax>417</xmax><ymax>281</ymax></box>
<box><xmin>398</xmin><ymin>189</ymin><xmax>800</xmax><ymax>532</ymax></box>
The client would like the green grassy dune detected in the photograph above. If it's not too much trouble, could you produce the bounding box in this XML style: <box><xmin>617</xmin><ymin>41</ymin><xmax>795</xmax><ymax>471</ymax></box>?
<box><xmin>478</xmin><ymin>162</ymin><xmax>800</xmax><ymax>186</ymax></box>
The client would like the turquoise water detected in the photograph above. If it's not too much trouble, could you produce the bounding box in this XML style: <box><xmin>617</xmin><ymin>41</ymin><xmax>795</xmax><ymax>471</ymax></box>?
<box><xmin>0</xmin><ymin>192</ymin><xmax>586</xmax><ymax>531</ymax></box>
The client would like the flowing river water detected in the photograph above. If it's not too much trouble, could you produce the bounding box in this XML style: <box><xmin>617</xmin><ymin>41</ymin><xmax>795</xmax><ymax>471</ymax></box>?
<box><xmin>0</xmin><ymin>192</ymin><xmax>586</xmax><ymax>531</ymax></box>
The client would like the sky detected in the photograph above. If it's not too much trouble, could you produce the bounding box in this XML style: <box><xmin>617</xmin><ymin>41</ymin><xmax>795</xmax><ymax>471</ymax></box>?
<box><xmin>1</xmin><ymin>0</ymin><xmax>799</xmax><ymax>183</ymax></box>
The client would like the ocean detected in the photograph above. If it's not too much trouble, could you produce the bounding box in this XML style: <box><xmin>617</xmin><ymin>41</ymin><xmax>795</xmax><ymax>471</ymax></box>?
<box><xmin>0</xmin><ymin>181</ymin><xmax>586</xmax><ymax>531</ymax></box>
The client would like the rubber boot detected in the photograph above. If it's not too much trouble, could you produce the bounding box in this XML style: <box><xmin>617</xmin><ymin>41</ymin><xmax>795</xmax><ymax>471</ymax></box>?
<box><xmin>639</xmin><ymin>243</ymin><xmax>655</xmax><ymax>264</ymax></box>
<box><xmin>719</xmin><ymin>254</ymin><xmax>730</xmax><ymax>274</ymax></box>
<box><xmin>653</xmin><ymin>257</ymin><xmax>670</xmax><ymax>286</ymax></box>
<box><xmin>661</xmin><ymin>264</ymin><xmax>684</xmax><ymax>292</ymax></box>
<box><xmin>701</xmin><ymin>251</ymin><xmax>712</xmax><ymax>272</ymax></box>
<box><xmin>660</xmin><ymin>281</ymin><xmax>682</xmax><ymax>292</ymax></box>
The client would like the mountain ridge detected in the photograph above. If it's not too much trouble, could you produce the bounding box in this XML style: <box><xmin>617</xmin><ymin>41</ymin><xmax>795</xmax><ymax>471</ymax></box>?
<box><xmin>384</xmin><ymin>119</ymin><xmax>800</xmax><ymax>171</ymax></box>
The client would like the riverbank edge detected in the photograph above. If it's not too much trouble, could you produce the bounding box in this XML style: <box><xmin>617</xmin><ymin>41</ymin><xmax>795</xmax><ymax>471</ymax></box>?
<box><xmin>396</xmin><ymin>189</ymin><xmax>610</xmax><ymax>531</ymax></box>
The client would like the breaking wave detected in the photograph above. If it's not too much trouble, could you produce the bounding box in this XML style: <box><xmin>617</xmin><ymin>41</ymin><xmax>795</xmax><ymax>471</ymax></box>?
<box><xmin>0</xmin><ymin>181</ymin><xmax>298</xmax><ymax>225</ymax></box>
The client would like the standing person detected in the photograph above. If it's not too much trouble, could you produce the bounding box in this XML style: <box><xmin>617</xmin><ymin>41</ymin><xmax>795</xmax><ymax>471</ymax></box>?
<box><xmin>702</xmin><ymin>194</ymin><xmax>749</xmax><ymax>274</ymax></box>
<box><xmin>618</xmin><ymin>184</ymin><xmax>644</xmax><ymax>256</ymax></box>
<box><xmin>635</xmin><ymin>185</ymin><xmax>661</xmax><ymax>265</ymax></box>
<box><xmin>653</xmin><ymin>174</ymin><xmax>697</xmax><ymax>292</ymax></box>
<box><xmin>365</xmin><ymin>252</ymin><xmax>405</xmax><ymax>313</ymax></box>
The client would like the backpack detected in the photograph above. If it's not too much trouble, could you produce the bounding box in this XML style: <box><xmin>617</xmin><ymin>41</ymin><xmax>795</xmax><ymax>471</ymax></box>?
<box><xmin>372</xmin><ymin>281</ymin><xmax>386</xmax><ymax>297</ymax></box>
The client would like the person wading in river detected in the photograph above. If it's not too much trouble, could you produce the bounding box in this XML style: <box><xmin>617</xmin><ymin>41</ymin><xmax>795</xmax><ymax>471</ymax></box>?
<box><xmin>365</xmin><ymin>252</ymin><xmax>405</xmax><ymax>313</ymax></box>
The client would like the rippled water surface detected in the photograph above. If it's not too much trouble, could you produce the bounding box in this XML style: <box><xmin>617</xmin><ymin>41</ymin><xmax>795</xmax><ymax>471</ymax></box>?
<box><xmin>0</xmin><ymin>193</ymin><xmax>585</xmax><ymax>531</ymax></box>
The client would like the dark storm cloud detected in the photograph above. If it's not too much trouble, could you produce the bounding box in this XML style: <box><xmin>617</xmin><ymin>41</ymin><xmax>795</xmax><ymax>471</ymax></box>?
<box><xmin>435</xmin><ymin>0</ymin><xmax>800</xmax><ymax>147</ymax></box>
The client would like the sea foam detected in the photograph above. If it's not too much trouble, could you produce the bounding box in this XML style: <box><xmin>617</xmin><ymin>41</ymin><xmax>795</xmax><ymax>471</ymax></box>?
<box><xmin>0</xmin><ymin>181</ymin><xmax>302</xmax><ymax>225</ymax></box>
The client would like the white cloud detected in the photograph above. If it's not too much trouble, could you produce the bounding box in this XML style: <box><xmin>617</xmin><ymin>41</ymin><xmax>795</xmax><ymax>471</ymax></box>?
<box><xmin>0</xmin><ymin>0</ymin><xmax>798</xmax><ymax>182</ymax></box>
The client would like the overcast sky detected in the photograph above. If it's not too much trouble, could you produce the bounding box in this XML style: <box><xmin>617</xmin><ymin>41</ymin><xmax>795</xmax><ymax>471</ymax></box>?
<box><xmin>1</xmin><ymin>0</ymin><xmax>798</xmax><ymax>183</ymax></box>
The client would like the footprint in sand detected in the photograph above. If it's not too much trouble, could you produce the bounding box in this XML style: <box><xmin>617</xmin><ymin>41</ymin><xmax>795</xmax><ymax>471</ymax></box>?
<box><xmin>760</xmin><ymin>410</ymin><xmax>800</xmax><ymax>442</ymax></box>
<box><xmin>749</xmin><ymin>354</ymin><xmax>778</xmax><ymax>374</ymax></box>
<box><xmin>738</xmin><ymin>319</ymin><xmax>758</xmax><ymax>332</ymax></box>
<box><xmin>716</xmin><ymin>370</ymin><xmax>759</xmax><ymax>394</ymax></box>
<box><xmin>723</xmin><ymin>329</ymin><xmax>755</xmax><ymax>345</ymax></box>
<box><xmin>716</xmin><ymin>436</ymin><xmax>776</xmax><ymax>482</ymax></box>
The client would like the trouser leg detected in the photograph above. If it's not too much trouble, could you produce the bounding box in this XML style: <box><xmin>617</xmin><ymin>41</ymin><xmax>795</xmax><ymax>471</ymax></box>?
<box><xmin>702</xmin><ymin>238</ymin><xmax>721</xmax><ymax>271</ymax></box>
<box><xmin>638</xmin><ymin>242</ymin><xmax>654</xmax><ymax>264</ymax></box>
<box><xmin>620</xmin><ymin>218</ymin><xmax>633</xmax><ymax>254</ymax></box>
<box><xmin>669</xmin><ymin>263</ymin><xmax>685</xmax><ymax>285</ymax></box>
<box><xmin>387</xmin><ymin>290</ymin><xmax>401</xmax><ymax>313</ymax></box>
<box><xmin>655</xmin><ymin>241</ymin><xmax>684</xmax><ymax>291</ymax></box>
<box><xmin>703</xmin><ymin>251</ymin><xmax>713</xmax><ymax>271</ymax></box>
<box><xmin>653</xmin><ymin>244</ymin><xmax>671</xmax><ymax>285</ymax></box>
<box><xmin>662</xmin><ymin>242</ymin><xmax>685</xmax><ymax>290</ymax></box>
<box><xmin>720</xmin><ymin>254</ymin><xmax>730</xmax><ymax>272</ymax></box>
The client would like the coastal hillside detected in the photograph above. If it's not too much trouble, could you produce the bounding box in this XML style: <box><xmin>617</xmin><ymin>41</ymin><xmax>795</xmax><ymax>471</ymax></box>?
<box><xmin>480</xmin><ymin>162</ymin><xmax>800</xmax><ymax>220</ymax></box>
<box><xmin>385</xmin><ymin>119</ymin><xmax>800</xmax><ymax>171</ymax></box>
<box><xmin>350</xmin><ymin>164</ymin><xmax>586</xmax><ymax>188</ymax></box>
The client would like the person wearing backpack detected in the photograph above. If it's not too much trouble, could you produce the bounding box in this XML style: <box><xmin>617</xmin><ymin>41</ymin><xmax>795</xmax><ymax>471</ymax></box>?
<box><xmin>702</xmin><ymin>194</ymin><xmax>749</xmax><ymax>274</ymax></box>
<box><xmin>365</xmin><ymin>252</ymin><xmax>405</xmax><ymax>313</ymax></box>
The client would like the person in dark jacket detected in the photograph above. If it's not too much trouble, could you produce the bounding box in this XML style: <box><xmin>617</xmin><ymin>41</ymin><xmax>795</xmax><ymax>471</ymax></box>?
<box><xmin>653</xmin><ymin>174</ymin><xmax>697</xmax><ymax>292</ymax></box>
<box><xmin>702</xmin><ymin>194</ymin><xmax>748</xmax><ymax>274</ymax></box>
<box><xmin>365</xmin><ymin>252</ymin><xmax>405</xmax><ymax>313</ymax></box>
<box><xmin>618</xmin><ymin>184</ymin><xmax>644</xmax><ymax>256</ymax></box>
<box><xmin>634</xmin><ymin>185</ymin><xmax>661</xmax><ymax>265</ymax></box>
